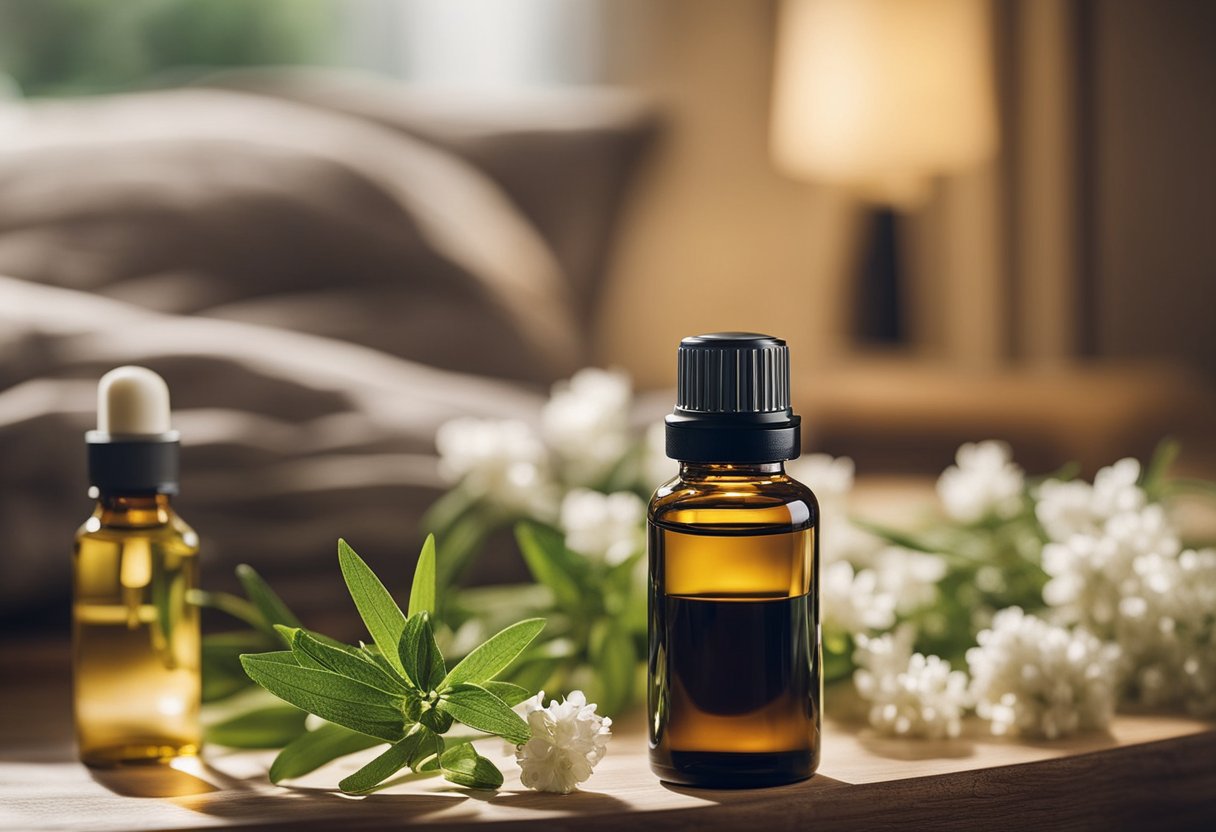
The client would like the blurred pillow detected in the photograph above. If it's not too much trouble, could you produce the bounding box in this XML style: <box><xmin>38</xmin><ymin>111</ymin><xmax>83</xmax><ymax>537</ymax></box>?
<box><xmin>0</xmin><ymin>88</ymin><xmax>581</xmax><ymax>383</ymax></box>
<box><xmin>0</xmin><ymin>274</ymin><xmax>547</xmax><ymax>618</ymax></box>
<box><xmin>201</xmin><ymin>69</ymin><xmax>659</xmax><ymax>321</ymax></box>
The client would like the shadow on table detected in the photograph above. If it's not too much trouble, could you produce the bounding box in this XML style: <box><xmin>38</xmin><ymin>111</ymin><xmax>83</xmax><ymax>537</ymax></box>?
<box><xmin>89</xmin><ymin>755</ymin><xmax>253</xmax><ymax>798</ymax></box>
<box><xmin>177</xmin><ymin>788</ymin><xmax>472</xmax><ymax>826</ymax></box>
<box><xmin>661</xmin><ymin>772</ymin><xmax>850</xmax><ymax>805</ymax></box>
<box><xmin>459</xmin><ymin>786</ymin><xmax>632</xmax><ymax>815</ymax></box>
<box><xmin>94</xmin><ymin>761</ymin><xmax>474</xmax><ymax>825</ymax></box>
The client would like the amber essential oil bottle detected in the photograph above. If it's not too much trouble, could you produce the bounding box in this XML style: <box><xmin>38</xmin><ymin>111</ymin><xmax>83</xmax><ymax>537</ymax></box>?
<box><xmin>648</xmin><ymin>333</ymin><xmax>820</xmax><ymax>787</ymax></box>
<box><xmin>73</xmin><ymin>367</ymin><xmax>202</xmax><ymax>766</ymax></box>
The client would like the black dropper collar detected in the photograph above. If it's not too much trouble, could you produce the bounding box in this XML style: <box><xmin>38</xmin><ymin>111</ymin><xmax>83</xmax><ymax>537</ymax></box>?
<box><xmin>86</xmin><ymin>430</ymin><xmax>180</xmax><ymax>495</ymax></box>
<box><xmin>664</xmin><ymin>332</ymin><xmax>801</xmax><ymax>463</ymax></box>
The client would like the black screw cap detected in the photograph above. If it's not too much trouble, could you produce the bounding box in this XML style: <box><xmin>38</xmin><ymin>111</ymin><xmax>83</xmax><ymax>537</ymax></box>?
<box><xmin>666</xmin><ymin>332</ymin><xmax>801</xmax><ymax>463</ymax></box>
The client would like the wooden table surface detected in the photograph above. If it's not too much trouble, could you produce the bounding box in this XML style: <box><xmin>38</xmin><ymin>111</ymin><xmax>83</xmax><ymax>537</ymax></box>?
<box><xmin>3</xmin><ymin>640</ymin><xmax>1214</xmax><ymax>832</ymax></box>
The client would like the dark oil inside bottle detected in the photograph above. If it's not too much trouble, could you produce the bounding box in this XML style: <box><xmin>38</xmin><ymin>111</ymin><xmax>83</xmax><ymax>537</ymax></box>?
<box><xmin>649</xmin><ymin>521</ymin><xmax>820</xmax><ymax>788</ymax></box>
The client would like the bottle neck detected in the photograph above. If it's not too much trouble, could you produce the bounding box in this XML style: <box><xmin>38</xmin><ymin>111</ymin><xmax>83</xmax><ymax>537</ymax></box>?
<box><xmin>93</xmin><ymin>492</ymin><xmax>172</xmax><ymax>527</ymax></box>
<box><xmin>679</xmin><ymin>461</ymin><xmax>785</xmax><ymax>480</ymax></box>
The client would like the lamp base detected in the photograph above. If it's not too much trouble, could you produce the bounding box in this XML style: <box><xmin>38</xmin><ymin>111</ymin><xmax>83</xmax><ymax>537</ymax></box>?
<box><xmin>854</xmin><ymin>206</ymin><xmax>904</xmax><ymax>345</ymax></box>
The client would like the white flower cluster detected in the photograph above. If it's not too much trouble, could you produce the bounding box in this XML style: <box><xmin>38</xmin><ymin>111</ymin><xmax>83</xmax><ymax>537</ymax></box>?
<box><xmin>1113</xmin><ymin>547</ymin><xmax>1216</xmax><ymax>714</ymax></box>
<box><xmin>1037</xmin><ymin>458</ymin><xmax>1216</xmax><ymax>715</ymax></box>
<box><xmin>822</xmin><ymin>561</ymin><xmax>897</xmax><ymax>635</ymax></box>
<box><xmin>936</xmin><ymin>440</ymin><xmax>1025</xmax><ymax>523</ymax></box>
<box><xmin>514</xmin><ymin>690</ymin><xmax>613</xmax><ymax>794</ymax></box>
<box><xmin>853</xmin><ymin>626</ymin><xmax>970</xmax><ymax>739</ymax></box>
<box><xmin>435</xmin><ymin>417</ymin><xmax>553</xmax><ymax>515</ymax></box>
<box><xmin>821</xmin><ymin>547</ymin><xmax>947</xmax><ymax>639</ymax></box>
<box><xmin>792</xmin><ymin>453</ymin><xmax>947</xmax><ymax>639</ymax></box>
<box><xmin>790</xmin><ymin>453</ymin><xmax>856</xmax><ymax>510</ymax></box>
<box><xmin>435</xmin><ymin>369</ymin><xmax>647</xmax><ymax>553</ymax></box>
<box><xmin>542</xmin><ymin>368</ymin><xmax>633</xmax><ymax>487</ymax></box>
<box><xmin>436</xmin><ymin>368</ymin><xmax>633</xmax><ymax>500</ymax></box>
<box><xmin>966</xmin><ymin>607</ymin><xmax>1119</xmax><ymax>739</ymax></box>
<box><xmin>559</xmin><ymin>488</ymin><xmax>645</xmax><ymax>565</ymax></box>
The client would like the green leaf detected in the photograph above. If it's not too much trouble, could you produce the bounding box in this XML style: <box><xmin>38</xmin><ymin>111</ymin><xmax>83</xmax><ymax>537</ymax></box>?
<box><xmin>276</xmin><ymin>625</ymin><xmax>326</xmax><ymax>669</ymax></box>
<box><xmin>1141</xmin><ymin>437</ymin><xmax>1181</xmax><ymax>500</ymax></box>
<box><xmin>240</xmin><ymin>653</ymin><xmax>405</xmax><ymax>742</ymax></box>
<box><xmin>360</xmin><ymin>644</ymin><xmax>401</xmax><ymax>678</ymax></box>
<box><xmin>398</xmin><ymin>612</ymin><xmax>446</xmax><ymax>692</ymax></box>
<box><xmin>501</xmin><ymin>656</ymin><xmax>558</xmax><ymax>696</ymax></box>
<box><xmin>852</xmin><ymin>519</ymin><xmax>941</xmax><ymax>553</ymax></box>
<box><xmin>202</xmin><ymin>662</ymin><xmax>253</xmax><ymax>702</ymax></box>
<box><xmin>407</xmin><ymin>725</ymin><xmax>445</xmax><ymax>770</ymax></box>
<box><xmin>202</xmin><ymin>631</ymin><xmax>274</xmax><ymax>702</ymax></box>
<box><xmin>236</xmin><ymin>563</ymin><xmax>302</xmax><ymax>636</ymax></box>
<box><xmin>589</xmin><ymin>620</ymin><xmax>635</xmax><ymax>717</ymax></box>
<box><xmin>189</xmin><ymin>588</ymin><xmax>263</xmax><ymax>630</ymax></box>
<box><xmin>287</xmin><ymin>629</ymin><xmax>408</xmax><ymax>695</ymax></box>
<box><xmin>243</xmin><ymin>649</ymin><xmax>299</xmax><ymax>666</ymax></box>
<box><xmin>419</xmin><ymin>705</ymin><xmax>454</xmax><ymax>734</ymax></box>
<box><xmin>438</xmin><ymin>683</ymin><xmax>530</xmax><ymax>744</ymax></box>
<box><xmin>338</xmin><ymin>725</ymin><xmax>428</xmax><ymax>794</ymax></box>
<box><xmin>435</xmin><ymin>514</ymin><xmax>494</xmax><ymax>591</ymax></box>
<box><xmin>450</xmin><ymin>582</ymin><xmax>554</xmax><ymax>617</ymax></box>
<box><xmin>1164</xmin><ymin>477</ymin><xmax>1216</xmax><ymax>500</ymax></box>
<box><xmin>482</xmin><ymin>681</ymin><xmax>532</xmax><ymax>707</ymax></box>
<box><xmin>515</xmin><ymin>523</ymin><xmax>584</xmax><ymax>610</ymax></box>
<box><xmin>439</xmin><ymin>742</ymin><xmax>503</xmax><ymax>790</ymax></box>
<box><xmin>269</xmin><ymin>722</ymin><xmax>382</xmax><ymax>784</ymax></box>
<box><xmin>442</xmin><ymin>618</ymin><xmax>545</xmax><ymax>689</ymax></box>
<box><xmin>420</xmin><ymin>485</ymin><xmax>479</xmax><ymax>540</ymax></box>
<box><xmin>408</xmin><ymin>534</ymin><xmax>437</xmax><ymax>618</ymax></box>
<box><xmin>338</xmin><ymin>539</ymin><xmax>408</xmax><ymax>680</ymax></box>
<box><xmin>205</xmin><ymin>704</ymin><xmax>308</xmax><ymax>748</ymax></box>
<box><xmin>150</xmin><ymin>568</ymin><xmax>182</xmax><ymax>663</ymax></box>
<box><xmin>823</xmin><ymin>642</ymin><xmax>854</xmax><ymax>683</ymax></box>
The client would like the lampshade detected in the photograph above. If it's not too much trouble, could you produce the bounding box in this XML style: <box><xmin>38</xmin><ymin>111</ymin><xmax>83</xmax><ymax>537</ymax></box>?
<box><xmin>771</xmin><ymin>0</ymin><xmax>998</xmax><ymax>205</ymax></box>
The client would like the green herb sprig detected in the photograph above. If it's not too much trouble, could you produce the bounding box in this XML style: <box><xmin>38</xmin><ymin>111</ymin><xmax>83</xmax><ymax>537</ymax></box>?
<box><xmin>441</xmin><ymin>522</ymin><xmax>645</xmax><ymax>718</ymax></box>
<box><xmin>237</xmin><ymin>536</ymin><xmax>544</xmax><ymax>793</ymax></box>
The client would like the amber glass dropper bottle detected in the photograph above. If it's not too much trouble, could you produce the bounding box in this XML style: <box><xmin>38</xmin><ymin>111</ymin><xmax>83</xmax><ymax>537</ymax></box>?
<box><xmin>73</xmin><ymin>366</ymin><xmax>201</xmax><ymax>766</ymax></box>
<box><xmin>648</xmin><ymin>333</ymin><xmax>820</xmax><ymax>787</ymax></box>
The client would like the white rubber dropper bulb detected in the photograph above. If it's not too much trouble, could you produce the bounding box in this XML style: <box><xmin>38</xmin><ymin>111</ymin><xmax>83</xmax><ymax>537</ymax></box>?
<box><xmin>97</xmin><ymin>366</ymin><xmax>172</xmax><ymax>436</ymax></box>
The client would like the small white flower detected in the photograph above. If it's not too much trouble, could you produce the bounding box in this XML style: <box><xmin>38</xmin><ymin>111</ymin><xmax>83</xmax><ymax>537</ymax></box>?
<box><xmin>966</xmin><ymin>607</ymin><xmax>1119</xmax><ymax>739</ymax></box>
<box><xmin>514</xmin><ymin>690</ymin><xmax>612</xmax><ymax>794</ymax></box>
<box><xmin>435</xmin><ymin>417</ymin><xmax>553</xmax><ymax>514</ymax></box>
<box><xmin>1035</xmin><ymin>460</ymin><xmax>1214</xmax><ymax>717</ymax></box>
<box><xmin>1035</xmin><ymin>458</ymin><xmax>1146</xmax><ymax>543</ymax></box>
<box><xmin>853</xmin><ymin>626</ymin><xmax>970</xmax><ymax>739</ymax></box>
<box><xmin>872</xmin><ymin>547</ymin><xmax>947</xmax><ymax>615</ymax></box>
<box><xmin>788</xmin><ymin>453</ymin><xmax>855</xmax><ymax>504</ymax></box>
<box><xmin>826</xmin><ymin>520</ymin><xmax>885</xmax><ymax>568</ymax></box>
<box><xmin>1041</xmin><ymin>504</ymin><xmax>1180</xmax><ymax>630</ymax></box>
<box><xmin>822</xmin><ymin>561</ymin><xmax>897</xmax><ymax>636</ymax></box>
<box><xmin>542</xmin><ymin>368</ymin><xmax>632</xmax><ymax>486</ymax></box>
<box><xmin>1113</xmin><ymin>546</ymin><xmax>1215</xmax><ymax>715</ymax></box>
<box><xmin>936</xmin><ymin>441</ymin><xmax>1025</xmax><ymax>523</ymax></box>
<box><xmin>559</xmin><ymin>489</ymin><xmax>645</xmax><ymax>565</ymax></box>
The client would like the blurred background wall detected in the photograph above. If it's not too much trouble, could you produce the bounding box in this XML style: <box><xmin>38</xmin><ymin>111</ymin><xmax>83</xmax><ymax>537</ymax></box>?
<box><xmin>2</xmin><ymin>0</ymin><xmax>1211</xmax><ymax>384</ymax></box>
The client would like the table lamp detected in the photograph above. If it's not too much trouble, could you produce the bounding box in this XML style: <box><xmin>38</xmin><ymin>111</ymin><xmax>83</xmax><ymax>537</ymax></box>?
<box><xmin>771</xmin><ymin>0</ymin><xmax>998</xmax><ymax>343</ymax></box>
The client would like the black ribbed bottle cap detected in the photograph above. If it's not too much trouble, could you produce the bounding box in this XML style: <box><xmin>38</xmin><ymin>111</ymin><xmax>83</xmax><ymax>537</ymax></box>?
<box><xmin>665</xmin><ymin>332</ymin><xmax>801</xmax><ymax>463</ymax></box>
